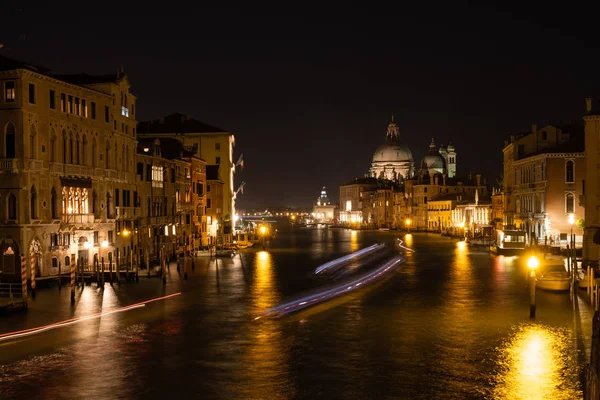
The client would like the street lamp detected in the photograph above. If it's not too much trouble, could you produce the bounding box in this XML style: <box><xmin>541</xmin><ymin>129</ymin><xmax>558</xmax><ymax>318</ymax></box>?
<box><xmin>259</xmin><ymin>225</ymin><xmax>267</xmax><ymax>249</ymax></box>
<box><xmin>405</xmin><ymin>219</ymin><xmax>411</xmax><ymax>232</ymax></box>
<box><xmin>527</xmin><ymin>255</ymin><xmax>539</xmax><ymax>318</ymax></box>
<box><xmin>568</xmin><ymin>213</ymin><xmax>576</xmax><ymax>291</ymax></box>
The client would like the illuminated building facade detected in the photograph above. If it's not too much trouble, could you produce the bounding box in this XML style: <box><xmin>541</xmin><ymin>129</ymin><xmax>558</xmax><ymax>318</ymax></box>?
<box><xmin>502</xmin><ymin>124</ymin><xmax>584</xmax><ymax>245</ymax></box>
<box><xmin>312</xmin><ymin>186</ymin><xmax>338</xmax><ymax>224</ymax></box>
<box><xmin>339</xmin><ymin>177</ymin><xmax>378</xmax><ymax>225</ymax></box>
<box><xmin>206</xmin><ymin>165</ymin><xmax>224</xmax><ymax>246</ymax></box>
<box><xmin>137</xmin><ymin>114</ymin><xmax>236</xmax><ymax>242</ymax></box>
<box><xmin>0</xmin><ymin>55</ymin><xmax>138</xmax><ymax>279</ymax></box>
<box><xmin>584</xmin><ymin>98</ymin><xmax>600</xmax><ymax>265</ymax></box>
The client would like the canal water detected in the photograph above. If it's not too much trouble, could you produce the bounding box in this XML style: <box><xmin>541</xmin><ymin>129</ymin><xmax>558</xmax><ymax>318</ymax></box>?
<box><xmin>0</xmin><ymin>228</ymin><xmax>592</xmax><ymax>399</ymax></box>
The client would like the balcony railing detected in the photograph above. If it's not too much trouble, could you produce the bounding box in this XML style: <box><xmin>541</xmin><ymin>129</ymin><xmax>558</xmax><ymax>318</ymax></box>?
<box><xmin>28</xmin><ymin>159</ymin><xmax>44</xmax><ymax>171</ymax></box>
<box><xmin>0</xmin><ymin>159</ymin><xmax>18</xmax><ymax>172</ymax></box>
<box><xmin>62</xmin><ymin>213</ymin><xmax>95</xmax><ymax>224</ymax></box>
<box><xmin>65</xmin><ymin>164</ymin><xmax>93</xmax><ymax>177</ymax></box>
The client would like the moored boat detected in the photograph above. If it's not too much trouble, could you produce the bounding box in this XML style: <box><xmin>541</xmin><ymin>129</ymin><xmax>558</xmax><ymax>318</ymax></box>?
<box><xmin>536</xmin><ymin>263</ymin><xmax>570</xmax><ymax>291</ymax></box>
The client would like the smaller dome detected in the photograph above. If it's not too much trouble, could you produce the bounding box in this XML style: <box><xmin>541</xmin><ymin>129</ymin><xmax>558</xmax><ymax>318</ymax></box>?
<box><xmin>420</xmin><ymin>138</ymin><xmax>446</xmax><ymax>175</ymax></box>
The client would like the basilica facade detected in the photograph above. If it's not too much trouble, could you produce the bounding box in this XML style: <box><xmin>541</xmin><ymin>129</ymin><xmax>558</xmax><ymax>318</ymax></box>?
<box><xmin>369</xmin><ymin>117</ymin><xmax>457</xmax><ymax>182</ymax></box>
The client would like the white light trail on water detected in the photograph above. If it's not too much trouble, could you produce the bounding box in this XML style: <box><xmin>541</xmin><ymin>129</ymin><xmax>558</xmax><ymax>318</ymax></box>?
<box><xmin>255</xmin><ymin>256</ymin><xmax>405</xmax><ymax>320</ymax></box>
<box><xmin>314</xmin><ymin>243</ymin><xmax>386</xmax><ymax>274</ymax></box>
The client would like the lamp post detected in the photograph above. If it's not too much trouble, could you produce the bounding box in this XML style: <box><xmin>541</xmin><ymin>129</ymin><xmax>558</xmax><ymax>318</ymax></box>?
<box><xmin>405</xmin><ymin>219</ymin><xmax>411</xmax><ymax>233</ymax></box>
<box><xmin>527</xmin><ymin>255</ymin><xmax>539</xmax><ymax>318</ymax></box>
<box><xmin>568</xmin><ymin>213</ymin><xmax>576</xmax><ymax>293</ymax></box>
<box><xmin>259</xmin><ymin>225</ymin><xmax>267</xmax><ymax>250</ymax></box>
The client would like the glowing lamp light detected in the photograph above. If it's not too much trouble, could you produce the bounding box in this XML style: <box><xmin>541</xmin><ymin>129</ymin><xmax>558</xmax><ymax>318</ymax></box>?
<box><xmin>568</xmin><ymin>214</ymin><xmax>575</xmax><ymax>225</ymax></box>
<box><xmin>101</xmin><ymin>240</ymin><xmax>109</xmax><ymax>248</ymax></box>
<box><xmin>527</xmin><ymin>256</ymin><xmax>539</xmax><ymax>270</ymax></box>
<box><xmin>67</xmin><ymin>206</ymin><xmax>73</xmax><ymax>214</ymax></box>
<box><xmin>405</xmin><ymin>219</ymin><xmax>411</xmax><ymax>226</ymax></box>
<box><xmin>83</xmin><ymin>241</ymin><xmax>90</xmax><ymax>249</ymax></box>
<box><xmin>259</xmin><ymin>225</ymin><xmax>267</xmax><ymax>235</ymax></box>
<box><xmin>122</xmin><ymin>229</ymin><xmax>130</xmax><ymax>237</ymax></box>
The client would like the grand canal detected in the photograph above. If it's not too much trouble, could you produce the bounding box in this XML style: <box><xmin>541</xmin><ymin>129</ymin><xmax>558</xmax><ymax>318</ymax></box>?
<box><xmin>0</xmin><ymin>227</ymin><xmax>593</xmax><ymax>399</ymax></box>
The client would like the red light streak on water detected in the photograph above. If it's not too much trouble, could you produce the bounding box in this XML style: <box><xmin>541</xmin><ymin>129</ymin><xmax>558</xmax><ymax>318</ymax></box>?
<box><xmin>0</xmin><ymin>292</ymin><xmax>182</xmax><ymax>342</ymax></box>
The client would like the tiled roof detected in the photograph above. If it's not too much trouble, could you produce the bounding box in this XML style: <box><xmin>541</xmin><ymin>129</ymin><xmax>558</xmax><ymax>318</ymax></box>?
<box><xmin>0</xmin><ymin>55</ymin><xmax>51</xmax><ymax>74</ymax></box>
<box><xmin>138</xmin><ymin>113</ymin><xmax>226</xmax><ymax>134</ymax></box>
<box><xmin>51</xmin><ymin>73</ymin><xmax>123</xmax><ymax>85</ymax></box>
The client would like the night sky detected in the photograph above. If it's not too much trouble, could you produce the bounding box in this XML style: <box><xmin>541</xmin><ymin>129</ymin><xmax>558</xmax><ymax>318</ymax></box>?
<box><xmin>2</xmin><ymin>5</ymin><xmax>599</xmax><ymax>209</ymax></box>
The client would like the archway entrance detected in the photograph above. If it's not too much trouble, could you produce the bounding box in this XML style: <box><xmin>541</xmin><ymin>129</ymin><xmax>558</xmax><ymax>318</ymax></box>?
<box><xmin>29</xmin><ymin>238</ymin><xmax>42</xmax><ymax>278</ymax></box>
<box><xmin>0</xmin><ymin>238</ymin><xmax>20</xmax><ymax>280</ymax></box>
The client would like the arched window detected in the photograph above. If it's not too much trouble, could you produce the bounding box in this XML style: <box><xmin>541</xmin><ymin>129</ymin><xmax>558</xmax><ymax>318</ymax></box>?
<box><xmin>69</xmin><ymin>133</ymin><xmax>74</xmax><ymax>164</ymax></box>
<box><xmin>51</xmin><ymin>187</ymin><xmax>58</xmax><ymax>219</ymax></box>
<box><xmin>50</xmin><ymin>129</ymin><xmax>56</xmax><ymax>162</ymax></box>
<box><xmin>121</xmin><ymin>144</ymin><xmax>125</xmax><ymax>172</ymax></box>
<box><xmin>566</xmin><ymin>192</ymin><xmax>575</xmax><ymax>213</ymax></box>
<box><xmin>75</xmin><ymin>134</ymin><xmax>80</xmax><ymax>165</ymax></box>
<box><xmin>106</xmin><ymin>192</ymin><xmax>113</xmax><ymax>219</ymax></box>
<box><xmin>7</xmin><ymin>193</ymin><xmax>16</xmax><ymax>220</ymax></box>
<box><xmin>30</xmin><ymin>185</ymin><xmax>37</xmax><ymax>219</ymax></box>
<box><xmin>92</xmin><ymin>190</ymin><xmax>98</xmax><ymax>216</ymax></box>
<box><xmin>5</xmin><ymin>122</ymin><xmax>16</xmax><ymax>158</ymax></box>
<box><xmin>62</xmin><ymin>130</ymin><xmax>68</xmax><ymax>163</ymax></box>
<box><xmin>29</xmin><ymin>125</ymin><xmax>37</xmax><ymax>159</ymax></box>
<box><xmin>82</xmin><ymin>135</ymin><xmax>88</xmax><ymax>166</ymax></box>
<box><xmin>105</xmin><ymin>141</ymin><xmax>110</xmax><ymax>169</ymax></box>
<box><xmin>91</xmin><ymin>138</ymin><xmax>97</xmax><ymax>167</ymax></box>
<box><xmin>566</xmin><ymin>160</ymin><xmax>574</xmax><ymax>183</ymax></box>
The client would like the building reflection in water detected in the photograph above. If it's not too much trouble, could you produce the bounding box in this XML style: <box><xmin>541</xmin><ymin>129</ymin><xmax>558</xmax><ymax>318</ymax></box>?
<box><xmin>492</xmin><ymin>324</ymin><xmax>580</xmax><ymax>399</ymax></box>
<box><xmin>242</xmin><ymin>251</ymin><xmax>293</xmax><ymax>400</ymax></box>
<box><xmin>403</xmin><ymin>233</ymin><xmax>413</xmax><ymax>248</ymax></box>
<box><xmin>350</xmin><ymin>230</ymin><xmax>359</xmax><ymax>253</ymax></box>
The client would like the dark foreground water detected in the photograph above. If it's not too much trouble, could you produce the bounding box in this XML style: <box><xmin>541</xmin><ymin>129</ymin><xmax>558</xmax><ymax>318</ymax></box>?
<box><xmin>0</xmin><ymin>229</ymin><xmax>593</xmax><ymax>399</ymax></box>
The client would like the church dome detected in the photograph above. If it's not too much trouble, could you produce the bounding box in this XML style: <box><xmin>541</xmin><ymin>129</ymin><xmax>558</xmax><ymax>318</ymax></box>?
<box><xmin>371</xmin><ymin>116</ymin><xmax>414</xmax><ymax>163</ymax></box>
<box><xmin>369</xmin><ymin>116</ymin><xmax>415</xmax><ymax>181</ymax></box>
<box><xmin>420</xmin><ymin>138</ymin><xmax>446</xmax><ymax>175</ymax></box>
<box><xmin>372</xmin><ymin>142</ymin><xmax>414</xmax><ymax>163</ymax></box>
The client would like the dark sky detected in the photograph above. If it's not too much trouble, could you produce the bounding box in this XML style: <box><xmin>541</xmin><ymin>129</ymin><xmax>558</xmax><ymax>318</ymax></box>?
<box><xmin>2</xmin><ymin>4</ymin><xmax>599</xmax><ymax>209</ymax></box>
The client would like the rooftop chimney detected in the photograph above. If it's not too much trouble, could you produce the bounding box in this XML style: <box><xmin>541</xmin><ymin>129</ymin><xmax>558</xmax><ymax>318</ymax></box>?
<box><xmin>476</xmin><ymin>173</ymin><xmax>481</xmax><ymax>187</ymax></box>
<box><xmin>586</xmin><ymin>98</ymin><xmax>592</xmax><ymax>113</ymax></box>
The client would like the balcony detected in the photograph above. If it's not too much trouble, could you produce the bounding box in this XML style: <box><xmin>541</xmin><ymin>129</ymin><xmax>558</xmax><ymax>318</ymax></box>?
<box><xmin>116</xmin><ymin>206</ymin><xmax>138</xmax><ymax>218</ymax></box>
<box><xmin>28</xmin><ymin>159</ymin><xmax>44</xmax><ymax>171</ymax></box>
<box><xmin>62</xmin><ymin>213</ymin><xmax>95</xmax><ymax>224</ymax></box>
<box><xmin>0</xmin><ymin>159</ymin><xmax>18</xmax><ymax>172</ymax></box>
<box><xmin>65</xmin><ymin>164</ymin><xmax>93</xmax><ymax>177</ymax></box>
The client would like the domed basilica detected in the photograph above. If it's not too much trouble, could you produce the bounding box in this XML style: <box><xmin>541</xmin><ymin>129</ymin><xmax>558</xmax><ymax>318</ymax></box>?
<box><xmin>369</xmin><ymin>117</ymin><xmax>457</xmax><ymax>181</ymax></box>
<box><xmin>369</xmin><ymin>116</ymin><xmax>415</xmax><ymax>181</ymax></box>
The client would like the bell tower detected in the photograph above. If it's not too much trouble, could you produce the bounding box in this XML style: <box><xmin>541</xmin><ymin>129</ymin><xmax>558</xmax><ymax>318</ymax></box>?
<box><xmin>446</xmin><ymin>142</ymin><xmax>457</xmax><ymax>178</ymax></box>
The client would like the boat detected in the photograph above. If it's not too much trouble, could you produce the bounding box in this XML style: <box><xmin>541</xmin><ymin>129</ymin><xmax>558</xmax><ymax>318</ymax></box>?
<box><xmin>536</xmin><ymin>262</ymin><xmax>570</xmax><ymax>291</ymax></box>
<box><xmin>490</xmin><ymin>229</ymin><xmax>526</xmax><ymax>255</ymax></box>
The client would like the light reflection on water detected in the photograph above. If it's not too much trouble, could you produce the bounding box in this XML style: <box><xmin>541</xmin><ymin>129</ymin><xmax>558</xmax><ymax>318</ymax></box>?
<box><xmin>0</xmin><ymin>229</ymin><xmax>589</xmax><ymax>399</ymax></box>
<box><xmin>491</xmin><ymin>324</ymin><xmax>580</xmax><ymax>399</ymax></box>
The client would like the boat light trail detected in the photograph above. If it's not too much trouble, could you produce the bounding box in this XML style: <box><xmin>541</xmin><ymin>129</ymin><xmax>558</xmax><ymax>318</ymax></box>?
<box><xmin>397</xmin><ymin>238</ymin><xmax>415</xmax><ymax>253</ymax></box>
<box><xmin>256</xmin><ymin>256</ymin><xmax>404</xmax><ymax>320</ymax></box>
<box><xmin>0</xmin><ymin>292</ymin><xmax>182</xmax><ymax>342</ymax></box>
<box><xmin>314</xmin><ymin>243</ymin><xmax>386</xmax><ymax>274</ymax></box>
